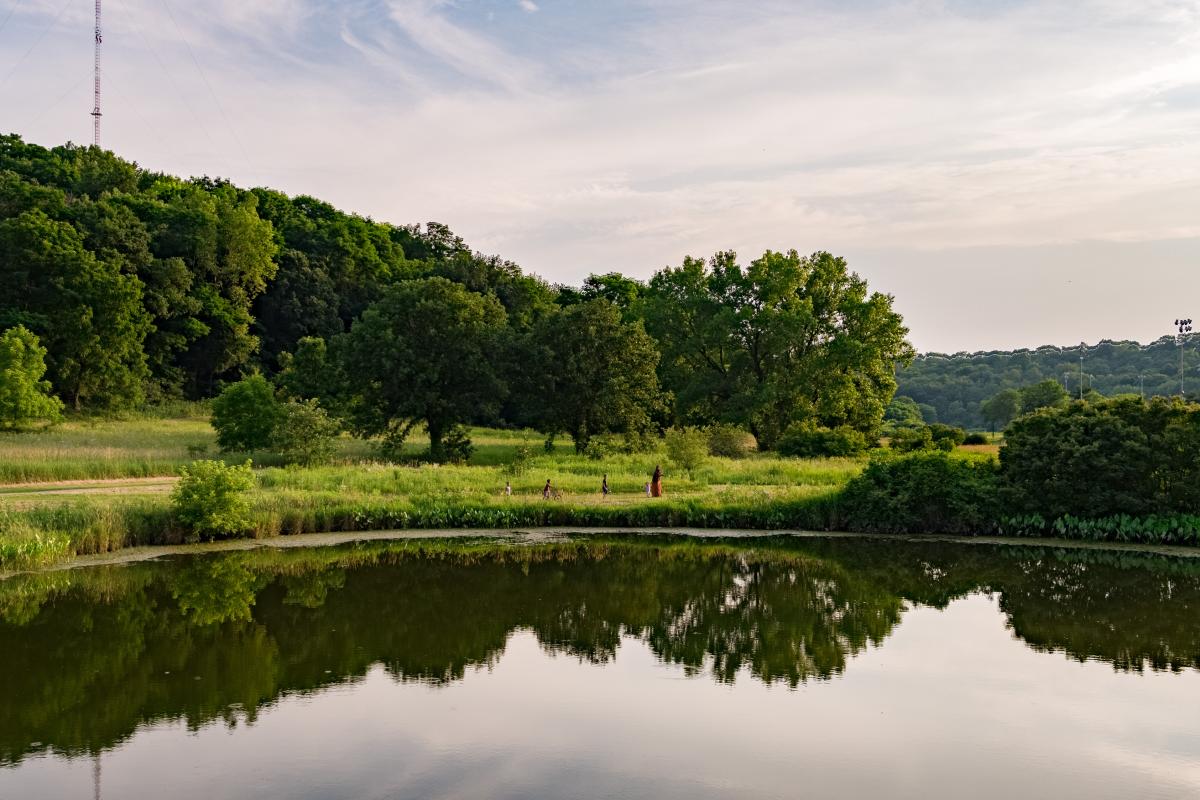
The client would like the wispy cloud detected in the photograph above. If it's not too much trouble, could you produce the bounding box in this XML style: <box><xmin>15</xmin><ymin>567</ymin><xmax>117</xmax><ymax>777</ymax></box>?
<box><xmin>384</xmin><ymin>0</ymin><xmax>543</xmax><ymax>93</ymax></box>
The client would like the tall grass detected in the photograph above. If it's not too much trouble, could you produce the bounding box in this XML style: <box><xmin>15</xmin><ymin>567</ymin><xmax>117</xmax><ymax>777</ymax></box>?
<box><xmin>0</xmin><ymin>411</ymin><xmax>864</xmax><ymax>487</ymax></box>
<box><xmin>0</xmin><ymin>500</ymin><xmax>174</xmax><ymax>570</ymax></box>
<box><xmin>0</xmin><ymin>488</ymin><xmax>843</xmax><ymax>571</ymax></box>
<box><xmin>0</xmin><ymin>417</ymin><xmax>378</xmax><ymax>483</ymax></box>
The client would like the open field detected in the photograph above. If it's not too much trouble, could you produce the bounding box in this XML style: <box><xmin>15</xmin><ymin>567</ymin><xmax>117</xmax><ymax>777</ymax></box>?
<box><xmin>0</xmin><ymin>410</ymin><xmax>381</xmax><ymax>483</ymax></box>
<box><xmin>0</xmin><ymin>414</ymin><xmax>866</xmax><ymax>570</ymax></box>
<box><xmin>4</xmin><ymin>412</ymin><xmax>1198</xmax><ymax>571</ymax></box>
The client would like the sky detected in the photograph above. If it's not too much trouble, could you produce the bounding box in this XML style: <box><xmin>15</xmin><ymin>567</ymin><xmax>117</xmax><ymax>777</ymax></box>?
<box><xmin>1</xmin><ymin>0</ymin><xmax>1199</xmax><ymax>353</ymax></box>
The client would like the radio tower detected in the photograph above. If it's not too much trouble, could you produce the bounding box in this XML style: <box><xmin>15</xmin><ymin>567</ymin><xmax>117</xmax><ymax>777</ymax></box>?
<box><xmin>91</xmin><ymin>0</ymin><xmax>102</xmax><ymax>146</ymax></box>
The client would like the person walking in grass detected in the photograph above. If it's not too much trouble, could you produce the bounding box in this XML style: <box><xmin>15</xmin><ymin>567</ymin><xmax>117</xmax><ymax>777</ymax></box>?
<box><xmin>543</xmin><ymin>479</ymin><xmax>553</xmax><ymax>500</ymax></box>
<box><xmin>602</xmin><ymin>474</ymin><xmax>610</xmax><ymax>497</ymax></box>
<box><xmin>504</xmin><ymin>481</ymin><xmax>512</xmax><ymax>497</ymax></box>
<box><xmin>651</xmin><ymin>464</ymin><xmax>664</xmax><ymax>497</ymax></box>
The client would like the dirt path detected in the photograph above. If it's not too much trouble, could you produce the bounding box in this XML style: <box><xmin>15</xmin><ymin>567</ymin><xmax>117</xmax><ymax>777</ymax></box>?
<box><xmin>0</xmin><ymin>476</ymin><xmax>178</xmax><ymax>496</ymax></box>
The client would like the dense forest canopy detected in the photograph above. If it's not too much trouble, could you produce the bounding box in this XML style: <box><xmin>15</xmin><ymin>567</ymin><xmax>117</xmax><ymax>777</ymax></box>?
<box><xmin>4</xmin><ymin>134</ymin><xmax>1193</xmax><ymax>439</ymax></box>
<box><xmin>898</xmin><ymin>337</ymin><xmax>1194</xmax><ymax>428</ymax></box>
<box><xmin>0</xmin><ymin>135</ymin><xmax>912</xmax><ymax>448</ymax></box>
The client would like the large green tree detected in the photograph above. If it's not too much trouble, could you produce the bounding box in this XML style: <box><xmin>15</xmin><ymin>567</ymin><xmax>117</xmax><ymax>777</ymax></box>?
<box><xmin>126</xmin><ymin>180</ymin><xmax>278</xmax><ymax>397</ymax></box>
<box><xmin>0</xmin><ymin>325</ymin><xmax>63</xmax><ymax>429</ymax></box>
<box><xmin>527</xmin><ymin>299</ymin><xmax>664</xmax><ymax>453</ymax></box>
<box><xmin>0</xmin><ymin>210</ymin><xmax>150</xmax><ymax>407</ymax></box>
<box><xmin>334</xmin><ymin>277</ymin><xmax>508</xmax><ymax>460</ymax></box>
<box><xmin>1019</xmin><ymin>379</ymin><xmax>1069</xmax><ymax>413</ymax></box>
<box><xmin>642</xmin><ymin>250</ymin><xmax>913</xmax><ymax>447</ymax></box>
<box><xmin>980</xmin><ymin>388</ymin><xmax>1021</xmax><ymax>433</ymax></box>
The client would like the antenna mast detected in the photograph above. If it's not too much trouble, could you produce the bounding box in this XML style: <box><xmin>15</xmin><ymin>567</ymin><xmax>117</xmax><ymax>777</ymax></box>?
<box><xmin>91</xmin><ymin>0</ymin><xmax>102</xmax><ymax>146</ymax></box>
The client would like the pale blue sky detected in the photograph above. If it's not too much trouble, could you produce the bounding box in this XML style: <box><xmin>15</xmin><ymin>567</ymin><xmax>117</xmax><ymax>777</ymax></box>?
<box><xmin>2</xmin><ymin>0</ymin><xmax>1199</xmax><ymax>351</ymax></box>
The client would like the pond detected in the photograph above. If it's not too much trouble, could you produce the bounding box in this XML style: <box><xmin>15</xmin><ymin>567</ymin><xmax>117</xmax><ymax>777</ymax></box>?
<box><xmin>1</xmin><ymin>534</ymin><xmax>1199</xmax><ymax>799</ymax></box>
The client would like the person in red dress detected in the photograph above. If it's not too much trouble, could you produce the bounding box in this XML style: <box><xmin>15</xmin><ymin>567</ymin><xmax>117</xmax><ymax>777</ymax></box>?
<box><xmin>650</xmin><ymin>465</ymin><xmax>664</xmax><ymax>497</ymax></box>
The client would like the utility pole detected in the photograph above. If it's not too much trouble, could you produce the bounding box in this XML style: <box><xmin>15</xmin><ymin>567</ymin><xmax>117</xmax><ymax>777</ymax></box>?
<box><xmin>1140</xmin><ymin>374</ymin><xmax>1145</xmax><ymax>399</ymax></box>
<box><xmin>91</xmin><ymin>0</ymin><xmax>102</xmax><ymax>146</ymax></box>
<box><xmin>1176</xmin><ymin>319</ymin><xmax>1192</xmax><ymax>397</ymax></box>
<box><xmin>1063</xmin><ymin>372</ymin><xmax>1070</xmax><ymax>393</ymax></box>
<box><xmin>1078</xmin><ymin>342</ymin><xmax>1086</xmax><ymax>401</ymax></box>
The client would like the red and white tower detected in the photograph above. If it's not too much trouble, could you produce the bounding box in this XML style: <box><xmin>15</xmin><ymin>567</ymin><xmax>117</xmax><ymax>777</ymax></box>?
<box><xmin>91</xmin><ymin>0</ymin><xmax>102</xmax><ymax>146</ymax></box>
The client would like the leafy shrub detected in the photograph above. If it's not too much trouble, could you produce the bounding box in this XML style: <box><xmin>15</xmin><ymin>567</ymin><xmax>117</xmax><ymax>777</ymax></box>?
<box><xmin>839</xmin><ymin>451</ymin><xmax>1001</xmax><ymax>535</ymax></box>
<box><xmin>504</xmin><ymin>444</ymin><xmax>535</xmax><ymax>477</ymax></box>
<box><xmin>583</xmin><ymin>435</ymin><xmax>616</xmax><ymax>460</ymax></box>
<box><xmin>707</xmin><ymin>424</ymin><xmax>757</xmax><ymax>458</ymax></box>
<box><xmin>1001</xmin><ymin>396</ymin><xmax>1200</xmax><ymax>518</ymax></box>
<box><xmin>962</xmin><ymin>433</ymin><xmax>989</xmax><ymax>445</ymax></box>
<box><xmin>778</xmin><ymin>425</ymin><xmax>867</xmax><ymax>458</ymax></box>
<box><xmin>584</xmin><ymin>432</ymin><xmax>655</xmax><ymax>460</ymax></box>
<box><xmin>928</xmin><ymin>423</ymin><xmax>966</xmax><ymax>450</ymax></box>
<box><xmin>439</xmin><ymin>425</ymin><xmax>475</xmax><ymax>464</ymax></box>
<box><xmin>999</xmin><ymin>512</ymin><xmax>1200</xmax><ymax>545</ymax></box>
<box><xmin>884</xmin><ymin>395</ymin><xmax>924</xmax><ymax>426</ymax></box>
<box><xmin>889</xmin><ymin>425</ymin><xmax>933</xmax><ymax>452</ymax></box>
<box><xmin>0</xmin><ymin>325</ymin><xmax>63</xmax><ymax>430</ymax></box>
<box><xmin>211</xmin><ymin>375</ymin><xmax>281</xmax><ymax>451</ymax></box>
<box><xmin>665</xmin><ymin>427</ymin><xmax>709</xmax><ymax>476</ymax></box>
<box><xmin>273</xmin><ymin>399</ymin><xmax>340</xmax><ymax>465</ymax></box>
<box><xmin>171</xmin><ymin>460</ymin><xmax>256</xmax><ymax>540</ymax></box>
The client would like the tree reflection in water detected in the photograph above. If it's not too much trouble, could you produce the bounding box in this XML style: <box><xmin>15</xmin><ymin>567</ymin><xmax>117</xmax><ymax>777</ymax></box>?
<box><xmin>1</xmin><ymin>535</ymin><xmax>1198</xmax><ymax>767</ymax></box>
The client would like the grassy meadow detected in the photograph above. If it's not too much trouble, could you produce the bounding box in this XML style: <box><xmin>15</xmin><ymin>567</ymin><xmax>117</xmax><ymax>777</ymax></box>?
<box><xmin>0</xmin><ymin>413</ymin><xmax>863</xmax><ymax>570</ymax></box>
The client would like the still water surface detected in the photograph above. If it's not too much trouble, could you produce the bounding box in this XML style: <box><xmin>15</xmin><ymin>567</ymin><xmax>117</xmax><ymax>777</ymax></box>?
<box><xmin>1</xmin><ymin>534</ymin><xmax>1198</xmax><ymax>799</ymax></box>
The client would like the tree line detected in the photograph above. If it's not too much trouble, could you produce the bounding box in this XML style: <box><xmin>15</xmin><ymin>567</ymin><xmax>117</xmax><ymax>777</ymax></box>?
<box><xmin>898</xmin><ymin>338</ymin><xmax>1194</xmax><ymax>428</ymax></box>
<box><xmin>0</xmin><ymin>135</ymin><xmax>912</xmax><ymax>454</ymax></box>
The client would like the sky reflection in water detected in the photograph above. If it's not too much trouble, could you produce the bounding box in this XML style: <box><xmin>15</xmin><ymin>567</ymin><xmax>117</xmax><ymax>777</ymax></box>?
<box><xmin>1</xmin><ymin>535</ymin><xmax>1198</xmax><ymax>799</ymax></box>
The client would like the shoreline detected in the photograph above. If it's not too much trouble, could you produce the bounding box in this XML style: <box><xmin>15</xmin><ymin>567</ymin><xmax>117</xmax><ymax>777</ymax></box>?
<box><xmin>7</xmin><ymin>526</ymin><xmax>1199</xmax><ymax>579</ymax></box>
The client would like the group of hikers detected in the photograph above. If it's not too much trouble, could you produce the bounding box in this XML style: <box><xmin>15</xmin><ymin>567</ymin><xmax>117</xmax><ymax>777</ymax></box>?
<box><xmin>503</xmin><ymin>465</ymin><xmax>664</xmax><ymax>499</ymax></box>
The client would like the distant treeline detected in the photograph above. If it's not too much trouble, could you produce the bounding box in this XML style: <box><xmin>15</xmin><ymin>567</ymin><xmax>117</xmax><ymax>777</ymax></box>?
<box><xmin>897</xmin><ymin>338</ymin><xmax>1193</xmax><ymax>428</ymax></box>
<box><xmin>0</xmin><ymin>135</ymin><xmax>910</xmax><ymax>450</ymax></box>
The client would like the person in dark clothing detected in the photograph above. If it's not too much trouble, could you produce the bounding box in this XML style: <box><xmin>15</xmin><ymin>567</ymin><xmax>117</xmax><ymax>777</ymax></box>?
<box><xmin>602</xmin><ymin>474</ymin><xmax>610</xmax><ymax>496</ymax></box>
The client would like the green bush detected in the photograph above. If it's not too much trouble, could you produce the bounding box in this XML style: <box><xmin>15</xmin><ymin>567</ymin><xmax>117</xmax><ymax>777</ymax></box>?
<box><xmin>171</xmin><ymin>460</ymin><xmax>256</xmax><ymax>540</ymax></box>
<box><xmin>0</xmin><ymin>326</ymin><xmax>64</xmax><ymax>430</ymax></box>
<box><xmin>1001</xmin><ymin>396</ymin><xmax>1200</xmax><ymax>518</ymax></box>
<box><xmin>889</xmin><ymin>425</ymin><xmax>933</xmax><ymax>452</ymax></box>
<box><xmin>211</xmin><ymin>375</ymin><xmax>281</xmax><ymax>451</ymax></box>
<box><xmin>504</xmin><ymin>444</ymin><xmax>535</xmax><ymax>477</ymax></box>
<box><xmin>665</xmin><ymin>427</ymin><xmax>709</xmax><ymax>476</ymax></box>
<box><xmin>584</xmin><ymin>432</ymin><xmax>655</xmax><ymax>460</ymax></box>
<box><xmin>778</xmin><ymin>425</ymin><xmax>867</xmax><ymax>458</ymax></box>
<box><xmin>273</xmin><ymin>399</ymin><xmax>340</xmax><ymax>465</ymax></box>
<box><xmin>839</xmin><ymin>451</ymin><xmax>1001</xmax><ymax>535</ymax></box>
<box><xmin>928</xmin><ymin>423</ymin><xmax>966</xmax><ymax>449</ymax></box>
<box><xmin>999</xmin><ymin>513</ymin><xmax>1200</xmax><ymax>545</ymax></box>
<box><xmin>439</xmin><ymin>425</ymin><xmax>475</xmax><ymax>464</ymax></box>
<box><xmin>707</xmin><ymin>424</ymin><xmax>757</xmax><ymax>458</ymax></box>
<box><xmin>962</xmin><ymin>433</ymin><xmax>989</xmax><ymax>445</ymax></box>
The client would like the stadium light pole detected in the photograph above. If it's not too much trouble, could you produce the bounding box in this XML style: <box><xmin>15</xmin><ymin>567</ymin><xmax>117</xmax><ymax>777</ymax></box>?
<box><xmin>1175</xmin><ymin>319</ymin><xmax>1193</xmax><ymax>396</ymax></box>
